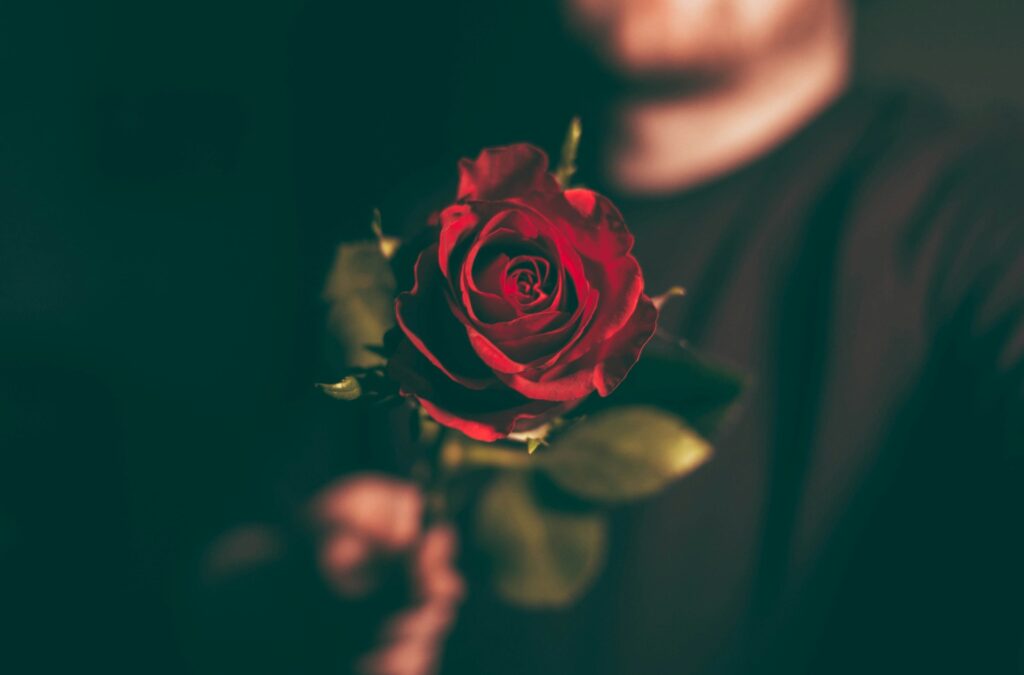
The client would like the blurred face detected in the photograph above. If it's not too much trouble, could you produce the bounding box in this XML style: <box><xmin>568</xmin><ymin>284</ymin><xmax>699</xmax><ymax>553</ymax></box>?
<box><xmin>563</xmin><ymin>0</ymin><xmax>836</xmax><ymax>78</ymax></box>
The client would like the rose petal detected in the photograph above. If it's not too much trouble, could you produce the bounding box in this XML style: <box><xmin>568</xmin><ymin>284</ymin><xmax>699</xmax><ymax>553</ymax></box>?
<box><xmin>497</xmin><ymin>362</ymin><xmax>598</xmax><ymax>402</ymax></box>
<box><xmin>582</xmin><ymin>255</ymin><xmax>643</xmax><ymax>337</ymax></box>
<box><xmin>467</xmin><ymin>287</ymin><xmax>518</xmax><ymax>323</ymax></box>
<box><xmin>416</xmin><ymin>396</ymin><xmax>570</xmax><ymax>442</ymax></box>
<box><xmin>448</xmin><ymin>206</ymin><xmax>602</xmax><ymax>377</ymax></box>
<box><xmin>456</xmin><ymin>207</ymin><xmax>587</xmax><ymax>335</ymax></box>
<box><xmin>459</xmin><ymin>212</ymin><xmax>541</xmax><ymax>324</ymax></box>
<box><xmin>496</xmin><ymin>289</ymin><xmax>598</xmax><ymax>368</ymax></box>
<box><xmin>592</xmin><ymin>294</ymin><xmax>658</xmax><ymax>395</ymax></box>
<box><xmin>454</xmin><ymin>279</ymin><xmax>595</xmax><ymax>376</ymax></box>
<box><xmin>394</xmin><ymin>245</ymin><xmax>493</xmax><ymax>389</ymax></box>
<box><xmin>474</xmin><ymin>251</ymin><xmax>510</xmax><ymax>296</ymax></box>
<box><xmin>388</xmin><ymin>339</ymin><xmax>574</xmax><ymax>442</ymax></box>
<box><xmin>475</xmin><ymin>200</ymin><xmax>589</xmax><ymax>317</ymax></box>
<box><xmin>484</xmin><ymin>199</ymin><xmax>593</xmax><ymax>309</ymax></box>
<box><xmin>543</xmin><ymin>254</ymin><xmax>644</xmax><ymax>371</ymax></box>
<box><xmin>473</xmin><ymin>307</ymin><xmax>572</xmax><ymax>341</ymax></box>
<box><xmin>438</xmin><ymin>204</ymin><xmax>481</xmax><ymax>280</ymax></box>
<box><xmin>562</xmin><ymin>188</ymin><xmax>635</xmax><ymax>261</ymax></box>
<box><xmin>504</xmin><ymin>256</ymin><xmax>553</xmax><ymax>309</ymax></box>
<box><xmin>464</xmin><ymin>322</ymin><xmax>529</xmax><ymax>374</ymax></box>
<box><xmin>462</xmin><ymin>251</ymin><xmax>518</xmax><ymax>323</ymax></box>
<box><xmin>496</xmin><ymin>294</ymin><xmax>657</xmax><ymax>401</ymax></box>
<box><xmin>456</xmin><ymin>144</ymin><xmax>560</xmax><ymax>202</ymax></box>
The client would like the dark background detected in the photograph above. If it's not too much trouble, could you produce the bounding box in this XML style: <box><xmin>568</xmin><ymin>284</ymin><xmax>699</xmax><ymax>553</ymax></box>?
<box><xmin>2</xmin><ymin>1</ymin><xmax>1022</xmax><ymax>672</ymax></box>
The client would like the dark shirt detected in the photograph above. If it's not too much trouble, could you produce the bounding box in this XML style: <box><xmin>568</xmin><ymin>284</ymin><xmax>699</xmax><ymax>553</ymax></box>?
<box><xmin>441</xmin><ymin>86</ymin><xmax>1024</xmax><ymax>674</ymax></box>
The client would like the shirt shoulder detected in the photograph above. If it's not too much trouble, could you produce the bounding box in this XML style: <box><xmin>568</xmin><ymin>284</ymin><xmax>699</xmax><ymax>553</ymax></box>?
<box><xmin>847</xmin><ymin>86</ymin><xmax>1024</xmax><ymax>452</ymax></box>
<box><xmin>834</xmin><ymin>86</ymin><xmax>1024</xmax><ymax>314</ymax></box>
<box><xmin>837</xmin><ymin>84</ymin><xmax>1024</xmax><ymax>222</ymax></box>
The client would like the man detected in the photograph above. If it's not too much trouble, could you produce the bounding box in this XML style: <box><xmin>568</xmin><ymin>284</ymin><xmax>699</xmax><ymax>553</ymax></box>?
<box><xmin>297</xmin><ymin>0</ymin><xmax>1024</xmax><ymax>672</ymax></box>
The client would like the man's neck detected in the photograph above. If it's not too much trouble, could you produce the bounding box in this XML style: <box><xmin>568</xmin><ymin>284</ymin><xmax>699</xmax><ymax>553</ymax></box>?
<box><xmin>603</xmin><ymin>4</ymin><xmax>852</xmax><ymax>195</ymax></box>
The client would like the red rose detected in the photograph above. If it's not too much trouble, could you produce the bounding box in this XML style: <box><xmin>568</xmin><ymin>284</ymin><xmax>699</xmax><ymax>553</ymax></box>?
<box><xmin>388</xmin><ymin>144</ymin><xmax>658</xmax><ymax>441</ymax></box>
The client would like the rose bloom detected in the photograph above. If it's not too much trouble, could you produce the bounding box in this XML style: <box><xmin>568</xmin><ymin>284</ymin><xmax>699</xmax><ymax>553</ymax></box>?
<box><xmin>388</xmin><ymin>144</ymin><xmax>658</xmax><ymax>441</ymax></box>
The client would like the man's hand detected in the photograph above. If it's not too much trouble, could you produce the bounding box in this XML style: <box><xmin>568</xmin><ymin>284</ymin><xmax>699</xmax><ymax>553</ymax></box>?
<box><xmin>310</xmin><ymin>473</ymin><xmax>464</xmax><ymax>675</ymax></box>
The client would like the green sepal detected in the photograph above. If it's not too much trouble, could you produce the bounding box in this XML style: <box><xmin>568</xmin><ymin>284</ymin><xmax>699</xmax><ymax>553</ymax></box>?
<box><xmin>553</xmin><ymin>116</ymin><xmax>582</xmax><ymax>187</ymax></box>
<box><xmin>315</xmin><ymin>376</ymin><xmax>362</xmax><ymax>401</ymax></box>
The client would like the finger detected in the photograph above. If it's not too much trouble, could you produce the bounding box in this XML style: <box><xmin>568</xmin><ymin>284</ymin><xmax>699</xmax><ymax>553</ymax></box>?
<box><xmin>381</xmin><ymin>602</ymin><xmax>456</xmax><ymax>644</ymax></box>
<box><xmin>312</xmin><ymin>473</ymin><xmax>423</xmax><ymax>551</ymax></box>
<box><xmin>413</xmin><ymin>524</ymin><xmax>466</xmax><ymax>604</ymax></box>
<box><xmin>318</xmin><ymin>529</ymin><xmax>378</xmax><ymax>597</ymax></box>
<box><xmin>357</xmin><ymin>640</ymin><xmax>439</xmax><ymax>675</ymax></box>
<box><xmin>321</xmin><ymin>529</ymin><xmax>373</xmax><ymax>573</ymax></box>
<box><xmin>356</xmin><ymin>525</ymin><xmax>463</xmax><ymax>674</ymax></box>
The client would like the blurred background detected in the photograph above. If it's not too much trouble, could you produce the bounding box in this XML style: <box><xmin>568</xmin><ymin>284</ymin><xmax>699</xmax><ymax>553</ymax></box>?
<box><xmin>2</xmin><ymin>0</ymin><xmax>1022</xmax><ymax>671</ymax></box>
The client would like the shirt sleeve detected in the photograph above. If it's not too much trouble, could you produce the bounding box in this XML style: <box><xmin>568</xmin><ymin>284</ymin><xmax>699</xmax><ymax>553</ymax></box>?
<box><xmin>928</xmin><ymin>118</ymin><xmax>1024</xmax><ymax>457</ymax></box>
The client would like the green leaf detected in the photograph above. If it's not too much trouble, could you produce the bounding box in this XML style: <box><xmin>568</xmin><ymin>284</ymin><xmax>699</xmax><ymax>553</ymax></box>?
<box><xmin>322</xmin><ymin>241</ymin><xmax>397</xmax><ymax>367</ymax></box>
<box><xmin>476</xmin><ymin>472</ymin><xmax>607</xmax><ymax>608</ymax></box>
<box><xmin>315</xmin><ymin>376</ymin><xmax>362</xmax><ymax>401</ymax></box>
<box><xmin>539</xmin><ymin>405</ymin><xmax>712</xmax><ymax>503</ymax></box>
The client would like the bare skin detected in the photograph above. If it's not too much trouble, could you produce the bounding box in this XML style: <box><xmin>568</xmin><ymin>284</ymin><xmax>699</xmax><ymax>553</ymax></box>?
<box><xmin>310</xmin><ymin>474</ymin><xmax>465</xmax><ymax>675</ymax></box>
<box><xmin>565</xmin><ymin>0</ymin><xmax>852</xmax><ymax>193</ymax></box>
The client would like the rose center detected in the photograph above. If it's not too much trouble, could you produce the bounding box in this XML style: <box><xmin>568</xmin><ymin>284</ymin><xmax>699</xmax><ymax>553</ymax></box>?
<box><xmin>503</xmin><ymin>256</ymin><xmax>552</xmax><ymax>307</ymax></box>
